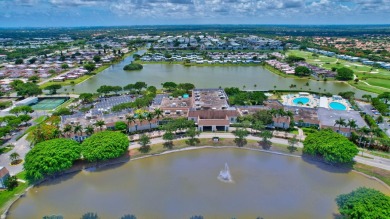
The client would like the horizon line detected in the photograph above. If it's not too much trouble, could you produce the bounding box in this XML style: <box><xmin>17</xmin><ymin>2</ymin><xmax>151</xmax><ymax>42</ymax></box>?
<box><xmin>1</xmin><ymin>23</ymin><xmax>390</xmax><ymax>29</ymax></box>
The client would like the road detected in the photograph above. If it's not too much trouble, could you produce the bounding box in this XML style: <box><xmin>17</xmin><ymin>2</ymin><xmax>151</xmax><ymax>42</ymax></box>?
<box><xmin>2</xmin><ymin>130</ymin><xmax>390</xmax><ymax>176</ymax></box>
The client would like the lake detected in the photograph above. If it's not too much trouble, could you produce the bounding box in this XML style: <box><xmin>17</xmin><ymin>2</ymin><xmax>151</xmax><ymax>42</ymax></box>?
<box><xmin>63</xmin><ymin>51</ymin><xmax>372</xmax><ymax>98</ymax></box>
<box><xmin>7</xmin><ymin>148</ymin><xmax>389</xmax><ymax>219</ymax></box>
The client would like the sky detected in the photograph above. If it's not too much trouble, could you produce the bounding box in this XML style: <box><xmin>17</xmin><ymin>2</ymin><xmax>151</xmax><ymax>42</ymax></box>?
<box><xmin>1</xmin><ymin>0</ymin><xmax>390</xmax><ymax>27</ymax></box>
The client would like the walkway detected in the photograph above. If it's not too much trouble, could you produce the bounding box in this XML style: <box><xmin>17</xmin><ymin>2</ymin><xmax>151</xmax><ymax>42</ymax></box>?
<box><xmin>2</xmin><ymin>130</ymin><xmax>390</xmax><ymax>175</ymax></box>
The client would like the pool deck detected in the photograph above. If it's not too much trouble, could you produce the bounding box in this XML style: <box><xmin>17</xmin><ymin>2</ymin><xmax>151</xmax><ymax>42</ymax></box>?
<box><xmin>283</xmin><ymin>93</ymin><xmax>351</xmax><ymax>110</ymax></box>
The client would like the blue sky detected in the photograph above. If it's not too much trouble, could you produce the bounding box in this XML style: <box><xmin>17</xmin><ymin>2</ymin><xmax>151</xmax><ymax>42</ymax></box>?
<box><xmin>1</xmin><ymin>0</ymin><xmax>389</xmax><ymax>27</ymax></box>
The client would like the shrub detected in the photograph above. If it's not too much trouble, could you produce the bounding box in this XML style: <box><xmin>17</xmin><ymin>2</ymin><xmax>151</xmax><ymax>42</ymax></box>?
<box><xmin>81</xmin><ymin>131</ymin><xmax>129</xmax><ymax>162</ymax></box>
<box><xmin>123</xmin><ymin>63</ymin><xmax>143</xmax><ymax>71</ymax></box>
<box><xmin>303</xmin><ymin>129</ymin><xmax>358</xmax><ymax>164</ymax></box>
<box><xmin>24</xmin><ymin>138</ymin><xmax>81</xmax><ymax>182</ymax></box>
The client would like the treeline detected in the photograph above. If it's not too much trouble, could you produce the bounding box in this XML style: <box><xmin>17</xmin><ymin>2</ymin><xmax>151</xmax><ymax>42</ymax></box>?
<box><xmin>224</xmin><ymin>87</ymin><xmax>267</xmax><ymax>105</ymax></box>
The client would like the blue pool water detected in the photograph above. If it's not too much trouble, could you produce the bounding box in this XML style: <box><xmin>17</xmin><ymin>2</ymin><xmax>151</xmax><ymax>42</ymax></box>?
<box><xmin>183</xmin><ymin>94</ymin><xmax>189</xmax><ymax>99</ymax></box>
<box><xmin>293</xmin><ymin>97</ymin><xmax>310</xmax><ymax>105</ymax></box>
<box><xmin>329</xmin><ymin>102</ymin><xmax>347</xmax><ymax>110</ymax></box>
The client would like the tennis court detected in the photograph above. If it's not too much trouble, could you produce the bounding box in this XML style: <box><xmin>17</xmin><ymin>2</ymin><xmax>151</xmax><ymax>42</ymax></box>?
<box><xmin>31</xmin><ymin>98</ymin><xmax>67</xmax><ymax>110</ymax></box>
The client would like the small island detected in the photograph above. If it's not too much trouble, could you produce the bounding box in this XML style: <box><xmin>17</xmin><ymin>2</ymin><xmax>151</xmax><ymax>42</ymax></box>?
<box><xmin>123</xmin><ymin>63</ymin><xmax>143</xmax><ymax>71</ymax></box>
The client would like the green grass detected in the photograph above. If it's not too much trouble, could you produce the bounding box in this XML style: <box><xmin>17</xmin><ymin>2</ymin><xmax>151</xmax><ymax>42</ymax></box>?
<box><xmin>364</xmin><ymin>78</ymin><xmax>390</xmax><ymax>90</ymax></box>
<box><xmin>364</xmin><ymin>150</ymin><xmax>390</xmax><ymax>159</ymax></box>
<box><xmin>0</xmin><ymin>171</ymin><xmax>29</xmax><ymax>215</ymax></box>
<box><xmin>353</xmin><ymin>163</ymin><xmax>390</xmax><ymax>187</ymax></box>
<box><xmin>287</xmin><ymin>50</ymin><xmax>390</xmax><ymax>94</ymax></box>
<box><xmin>348</xmin><ymin>81</ymin><xmax>390</xmax><ymax>94</ymax></box>
<box><xmin>130</xmin><ymin>138</ymin><xmax>302</xmax><ymax>158</ymax></box>
<box><xmin>33</xmin><ymin>115</ymin><xmax>47</xmax><ymax>124</ymax></box>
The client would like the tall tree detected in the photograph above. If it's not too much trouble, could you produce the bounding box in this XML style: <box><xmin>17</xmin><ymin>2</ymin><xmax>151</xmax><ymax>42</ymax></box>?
<box><xmin>233</xmin><ymin>128</ymin><xmax>249</xmax><ymax>147</ymax></box>
<box><xmin>334</xmin><ymin>117</ymin><xmax>346</xmax><ymax>132</ymax></box>
<box><xmin>94</xmin><ymin>120</ymin><xmax>105</xmax><ymax>131</ymax></box>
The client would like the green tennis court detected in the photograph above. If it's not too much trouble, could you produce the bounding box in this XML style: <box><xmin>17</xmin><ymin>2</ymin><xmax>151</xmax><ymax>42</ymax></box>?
<box><xmin>31</xmin><ymin>98</ymin><xmax>67</xmax><ymax>110</ymax></box>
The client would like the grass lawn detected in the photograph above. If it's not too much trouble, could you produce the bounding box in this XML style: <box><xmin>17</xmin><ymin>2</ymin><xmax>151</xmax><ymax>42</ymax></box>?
<box><xmin>353</xmin><ymin>163</ymin><xmax>390</xmax><ymax>187</ymax></box>
<box><xmin>130</xmin><ymin>138</ymin><xmax>302</xmax><ymax>158</ymax></box>
<box><xmin>33</xmin><ymin>115</ymin><xmax>47</xmax><ymax>124</ymax></box>
<box><xmin>348</xmin><ymin>81</ymin><xmax>390</xmax><ymax>94</ymax></box>
<box><xmin>364</xmin><ymin>78</ymin><xmax>390</xmax><ymax>90</ymax></box>
<box><xmin>0</xmin><ymin>171</ymin><xmax>29</xmax><ymax>215</ymax></box>
<box><xmin>287</xmin><ymin>50</ymin><xmax>390</xmax><ymax>94</ymax></box>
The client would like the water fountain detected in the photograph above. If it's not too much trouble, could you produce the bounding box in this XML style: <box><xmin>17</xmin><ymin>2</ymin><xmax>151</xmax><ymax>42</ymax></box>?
<box><xmin>218</xmin><ymin>163</ymin><xmax>233</xmax><ymax>182</ymax></box>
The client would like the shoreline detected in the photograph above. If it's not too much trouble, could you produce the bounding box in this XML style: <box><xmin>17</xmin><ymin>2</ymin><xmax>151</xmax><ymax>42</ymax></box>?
<box><xmin>3</xmin><ymin>144</ymin><xmax>389</xmax><ymax>218</ymax></box>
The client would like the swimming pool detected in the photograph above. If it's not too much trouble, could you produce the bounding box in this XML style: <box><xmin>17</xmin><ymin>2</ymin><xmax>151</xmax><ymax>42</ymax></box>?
<box><xmin>293</xmin><ymin>97</ymin><xmax>310</xmax><ymax>105</ymax></box>
<box><xmin>329</xmin><ymin>102</ymin><xmax>347</xmax><ymax>110</ymax></box>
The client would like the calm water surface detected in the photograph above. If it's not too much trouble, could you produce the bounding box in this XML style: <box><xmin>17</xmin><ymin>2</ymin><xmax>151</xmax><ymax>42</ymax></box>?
<box><xmin>63</xmin><ymin>51</ymin><xmax>372</xmax><ymax>98</ymax></box>
<box><xmin>8</xmin><ymin>148</ymin><xmax>389</xmax><ymax>219</ymax></box>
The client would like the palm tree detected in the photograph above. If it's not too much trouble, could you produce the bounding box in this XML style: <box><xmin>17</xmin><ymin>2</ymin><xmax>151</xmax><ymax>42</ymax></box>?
<box><xmin>334</xmin><ymin>117</ymin><xmax>346</xmax><ymax>132</ymax></box>
<box><xmin>154</xmin><ymin>108</ymin><xmax>163</xmax><ymax>120</ymax></box>
<box><xmin>94</xmin><ymin>120</ymin><xmax>105</xmax><ymax>131</ymax></box>
<box><xmin>146</xmin><ymin>112</ymin><xmax>155</xmax><ymax>131</ymax></box>
<box><xmin>137</xmin><ymin>114</ymin><xmax>145</xmax><ymax>131</ymax></box>
<box><xmin>84</xmin><ymin>125</ymin><xmax>94</xmax><ymax>136</ymax></box>
<box><xmin>358</xmin><ymin>126</ymin><xmax>370</xmax><ymax>146</ymax></box>
<box><xmin>63</xmin><ymin>124</ymin><xmax>72</xmax><ymax>137</ymax></box>
<box><xmin>347</xmin><ymin>119</ymin><xmax>357</xmax><ymax>136</ymax></box>
<box><xmin>73</xmin><ymin>124</ymin><xmax>83</xmax><ymax>136</ymax></box>
<box><xmin>125</xmin><ymin>115</ymin><xmax>136</xmax><ymax>134</ymax></box>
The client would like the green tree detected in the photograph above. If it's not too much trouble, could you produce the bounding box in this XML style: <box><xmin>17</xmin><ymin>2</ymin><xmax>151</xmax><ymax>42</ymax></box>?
<box><xmin>28</xmin><ymin>75</ymin><xmax>40</xmax><ymax>83</ymax></box>
<box><xmin>185</xmin><ymin>127</ymin><xmax>201</xmax><ymax>146</ymax></box>
<box><xmin>28</xmin><ymin>57</ymin><xmax>37</xmax><ymax>64</ymax></box>
<box><xmin>9</xmin><ymin>152</ymin><xmax>20</xmax><ymax>163</ymax></box>
<box><xmin>123</xmin><ymin>84</ymin><xmax>135</xmax><ymax>93</ymax></box>
<box><xmin>335</xmin><ymin>117</ymin><xmax>346</xmax><ymax>132</ymax></box>
<box><xmin>61</xmin><ymin>63</ymin><xmax>69</xmax><ymax>69</ymax></box>
<box><xmin>10</xmin><ymin>105</ymin><xmax>33</xmax><ymax>116</ymax></box>
<box><xmin>259</xmin><ymin>130</ymin><xmax>273</xmax><ymax>149</ymax></box>
<box><xmin>378</xmin><ymin>92</ymin><xmax>390</xmax><ymax>104</ymax></box>
<box><xmin>84</xmin><ymin>125</ymin><xmax>95</xmax><ymax>136</ymax></box>
<box><xmin>44</xmin><ymin>84</ymin><xmax>62</xmax><ymax>94</ymax></box>
<box><xmin>347</xmin><ymin>119</ymin><xmax>357</xmax><ymax>134</ymax></box>
<box><xmin>134</xmin><ymin>82</ymin><xmax>147</xmax><ymax>94</ymax></box>
<box><xmin>73</xmin><ymin>124</ymin><xmax>83</xmax><ymax>137</ymax></box>
<box><xmin>138</xmin><ymin>134</ymin><xmax>151</xmax><ymax>153</ymax></box>
<box><xmin>303</xmin><ymin>129</ymin><xmax>358</xmax><ymax>164</ymax></box>
<box><xmin>84</xmin><ymin>62</ymin><xmax>96</xmax><ymax>73</ymax></box>
<box><xmin>5</xmin><ymin>176</ymin><xmax>18</xmax><ymax>191</ymax></box>
<box><xmin>125</xmin><ymin>115</ymin><xmax>136</xmax><ymax>134</ymax></box>
<box><xmin>146</xmin><ymin>112</ymin><xmax>155</xmax><ymax>131</ymax></box>
<box><xmin>79</xmin><ymin>93</ymin><xmax>94</xmax><ymax>103</ymax></box>
<box><xmin>288</xmin><ymin>135</ymin><xmax>299</xmax><ymax>153</ymax></box>
<box><xmin>94</xmin><ymin>120</ymin><xmax>105</xmax><ymax>131</ymax></box>
<box><xmin>177</xmin><ymin>83</ymin><xmax>195</xmax><ymax>94</ymax></box>
<box><xmin>294</xmin><ymin>66</ymin><xmax>311</xmax><ymax>76</ymax></box>
<box><xmin>163</xmin><ymin>131</ymin><xmax>174</xmax><ymax>149</ymax></box>
<box><xmin>161</xmin><ymin>82</ymin><xmax>177</xmax><ymax>92</ymax></box>
<box><xmin>81</xmin><ymin>131</ymin><xmax>129</xmax><ymax>162</ymax></box>
<box><xmin>336</xmin><ymin>67</ymin><xmax>354</xmax><ymax>81</ymax></box>
<box><xmin>93</xmin><ymin>55</ymin><xmax>101</xmax><ymax>63</ymax></box>
<box><xmin>123</xmin><ymin>63</ymin><xmax>143</xmax><ymax>71</ymax></box>
<box><xmin>336</xmin><ymin>187</ymin><xmax>390</xmax><ymax>219</ymax></box>
<box><xmin>24</xmin><ymin>138</ymin><xmax>81</xmax><ymax>182</ymax></box>
<box><xmin>15</xmin><ymin>58</ymin><xmax>23</xmax><ymax>64</ymax></box>
<box><xmin>115</xmin><ymin>121</ymin><xmax>128</xmax><ymax>133</ymax></box>
<box><xmin>233</xmin><ymin>128</ymin><xmax>249</xmax><ymax>147</ymax></box>
<box><xmin>362</xmin><ymin>94</ymin><xmax>372</xmax><ymax>102</ymax></box>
